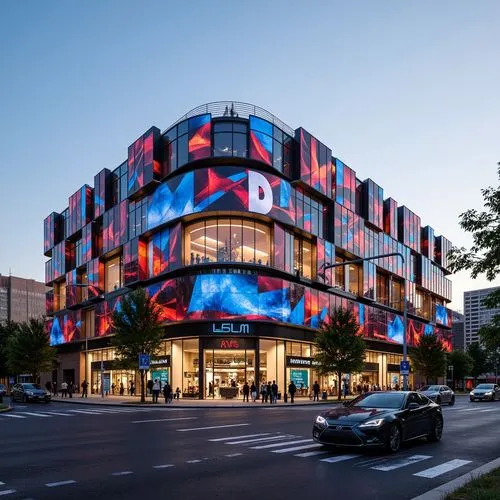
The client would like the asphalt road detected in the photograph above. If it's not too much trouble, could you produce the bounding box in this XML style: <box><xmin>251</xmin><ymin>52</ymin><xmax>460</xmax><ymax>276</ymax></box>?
<box><xmin>1</xmin><ymin>397</ymin><xmax>499</xmax><ymax>500</ymax></box>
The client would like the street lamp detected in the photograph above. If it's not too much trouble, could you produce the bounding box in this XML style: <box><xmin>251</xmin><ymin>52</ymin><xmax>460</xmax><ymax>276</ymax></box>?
<box><xmin>323</xmin><ymin>252</ymin><xmax>409</xmax><ymax>391</ymax></box>
<box><xmin>448</xmin><ymin>365</ymin><xmax>454</xmax><ymax>390</ymax></box>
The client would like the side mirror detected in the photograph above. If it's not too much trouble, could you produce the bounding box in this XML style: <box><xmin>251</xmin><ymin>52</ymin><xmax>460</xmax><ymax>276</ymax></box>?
<box><xmin>408</xmin><ymin>402</ymin><xmax>420</xmax><ymax>410</ymax></box>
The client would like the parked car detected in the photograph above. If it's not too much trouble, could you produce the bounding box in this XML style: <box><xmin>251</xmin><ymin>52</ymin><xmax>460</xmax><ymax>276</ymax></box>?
<box><xmin>11</xmin><ymin>383</ymin><xmax>51</xmax><ymax>403</ymax></box>
<box><xmin>418</xmin><ymin>385</ymin><xmax>455</xmax><ymax>405</ymax></box>
<box><xmin>0</xmin><ymin>384</ymin><xmax>6</xmax><ymax>397</ymax></box>
<box><xmin>312</xmin><ymin>391</ymin><xmax>443</xmax><ymax>453</ymax></box>
<box><xmin>470</xmin><ymin>383</ymin><xmax>500</xmax><ymax>402</ymax></box>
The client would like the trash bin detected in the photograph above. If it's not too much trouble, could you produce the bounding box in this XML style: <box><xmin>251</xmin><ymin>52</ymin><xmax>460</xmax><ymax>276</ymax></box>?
<box><xmin>322</xmin><ymin>391</ymin><xmax>327</xmax><ymax>400</ymax></box>
<box><xmin>277</xmin><ymin>392</ymin><xmax>281</xmax><ymax>400</ymax></box>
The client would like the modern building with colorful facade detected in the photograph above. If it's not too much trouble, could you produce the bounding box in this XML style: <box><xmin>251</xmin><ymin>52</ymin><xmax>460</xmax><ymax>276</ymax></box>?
<box><xmin>43</xmin><ymin>101</ymin><xmax>453</xmax><ymax>398</ymax></box>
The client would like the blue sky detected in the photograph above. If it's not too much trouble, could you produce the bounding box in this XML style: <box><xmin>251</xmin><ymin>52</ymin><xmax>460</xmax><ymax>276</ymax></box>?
<box><xmin>1</xmin><ymin>1</ymin><xmax>499</xmax><ymax>310</ymax></box>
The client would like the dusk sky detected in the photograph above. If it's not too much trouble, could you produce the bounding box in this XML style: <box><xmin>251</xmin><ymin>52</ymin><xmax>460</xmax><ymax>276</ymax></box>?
<box><xmin>1</xmin><ymin>1</ymin><xmax>499</xmax><ymax>311</ymax></box>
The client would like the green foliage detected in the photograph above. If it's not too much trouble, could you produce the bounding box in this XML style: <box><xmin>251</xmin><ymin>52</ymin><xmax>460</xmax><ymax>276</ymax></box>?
<box><xmin>466</xmin><ymin>342</ymin><xmax>491</xmax><ymax>381</ymax></box>
<box><xmin>111</xmin><ymin>288</ymin><xmax>164</xmax><ymax>402</ymax></box>
<box><xmin>447</xmin><ymin>350</ymin><xmax>473</xmax><ymax>382</ymax></box>
<box><xmin>478</xmin><ymin>316</ymin><xmax>500</xmax><ymax>353</ymax></box>
<box><xmin>410</xmin><ymin>334</ymin><xmax>447</xmax><ymax>383</ymax></box>
<box><xmin>448</xmin><ymin>165</ymin><xmax>500</xmax><ymax>282</ymax></box>
<box><xmin>0</xmin><ymin>321</ymin><xmax>19</xmax><ymax>377</ymax></box>
<box><xmin>314</xmin><ymin>307</ymin><xmax>365</xmax><ymax>400</ymax></box>
<box><xmin>6</xmin><ymin>318</ymin><xmax>56</xmax><ymax>381</ymax></box>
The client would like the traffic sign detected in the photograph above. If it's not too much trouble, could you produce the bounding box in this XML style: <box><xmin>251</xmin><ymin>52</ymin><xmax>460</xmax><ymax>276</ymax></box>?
<box><xmin>400</xmin><ymin>360</ymin><xmax>410</xmax><ymax>376</ymax></box>
<box><xmin>139</xmin><ymin>353</ymin><xmax>150</xmax><ymax>370</ymax></box>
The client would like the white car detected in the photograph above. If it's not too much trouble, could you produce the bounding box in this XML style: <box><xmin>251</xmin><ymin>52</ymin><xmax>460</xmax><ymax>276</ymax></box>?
<box><xmin>470</xmin><ymin>383</ymin><xmax>500</xmax><ymax>402</ymax></box>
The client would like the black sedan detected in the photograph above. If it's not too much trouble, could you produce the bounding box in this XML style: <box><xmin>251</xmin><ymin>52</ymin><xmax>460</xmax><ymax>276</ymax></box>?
<box><xmin>11</xmin><ymin>383</ymin><xmax>51</xmax><ymax>403</ymax></box>
<box><xmin>312</xmin><ymin>391</ymin><xmax>443</xmax><ymax>453</ymax></box>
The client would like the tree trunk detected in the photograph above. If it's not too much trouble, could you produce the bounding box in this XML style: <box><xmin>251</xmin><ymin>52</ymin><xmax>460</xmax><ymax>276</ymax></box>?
<box><xmin>140</xmin><ymin>369</ymin><xmax>145</xmax><ymax>403</ymax></box>
<box><xmin>337</xmin><ymin>372</ymin><xmax>342</xmax><ymax>401</ymax></box>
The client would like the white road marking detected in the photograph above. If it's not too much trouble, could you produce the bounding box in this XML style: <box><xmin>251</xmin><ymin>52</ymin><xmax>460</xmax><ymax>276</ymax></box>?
<box><xmin>295</xmin><ymin>450</ymin><xmax>330</xmax><ymax>458</ymax></box>
<box><xmin>153</xmin><ymin>464</ymin><xmax>175</xmax><ymax>469</ymax></box>
<box><xmin>371</xmin><ymin>455</ymin><xmax>432</xmax><ymax>471</ymax></box>
<box><xmin>227</xmin><ymin>435</ymin><xmax>294</xmax><ymax>445</ymax></box>
<box><xmin>177</xmin><ymin>423</ymin><xmax>249</xmax><ymax>432</ymax></box>
<box><xmin>45</xmin><ymin>480</ymin><xmax>76</xmax><ymax>487</ymax></box>
<box><xmin>0</xmin><ymin>483</ymin><xmax>3</xmax><ymax>486</ymax></box>
<box><xmin>132</xmin><ymin>417</ymin><xmax>197</xmax><ymax>424</ymax></box>
<box><xmin>457</xmin><ymin>408</ymin><xmax>477</xmax><ymax>412</ymax></box>
<box><xmin>273</xmin><ymin>443</ymin><xmax>323</xmax><ymax>453</ymax></box>
<box><xmin>43</xmin><ymin>412</ymin><xmax>74</xmax><ymax>417</ymax></box>
<box><xmin>251</xmin><ymin>439</ymin><xmax>313</xmax><ymax>450</ymax></box>
<box><xmin>479</xmin><ymin>409</ymin><xmax>495</xmax><ymax>413</ymax></box>
<box><xmin>225</xmin><ymin>453</ymin><xmax>243</xmax><ymax>457</ymax></box>
<box><xmin>321</xmin><ymin>454</ymin><xmax>361</xmax><ymax>463</ymax></box>
<box><xmin>209</xmin><ymin>433</ymin><xmax>269</xmax><ymax>442</ymax></box>
<box><xmin>0</xmin><ymin>490</ymin><xmax>16</xmax><ymax>496</ymax></box>
<box><xmin>19</xmin><ymin>412</ymin><xmax>51</xmax><ymax>418</ymax></box>
<box><xmin>68</xmin><ymin>409</ymin><xmax>104</xmax><ymax>415</ymax></box>
<box><xmin>186</xmin><ymin>460</ymin><xmax>201</xmax><ymax>464</ymax></box>
<box><xmin>413</xmin><ymin>459</ymin><xmax>472</xmax><ymax>478</ymax></box>
<box><xmin>111</xmin><ymin>471</ymin><xmax>133</xmax><ymax>476</ymax></box>
<box><xmin>1</xmin><ymin>414</ymin><xmax>26</xmax><ymax>418</ymax></box>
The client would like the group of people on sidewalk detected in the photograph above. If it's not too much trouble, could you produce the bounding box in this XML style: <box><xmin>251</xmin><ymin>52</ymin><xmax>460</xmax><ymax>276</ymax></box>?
<box><xmin>238</xmin><ymin>380</ymin><xmax>323</xmax><ymax>404</ymax></box>
<box><xmin>150</xmin><ymin>379</ymin><xmax>181</xmax><ymax>403</ymax></box>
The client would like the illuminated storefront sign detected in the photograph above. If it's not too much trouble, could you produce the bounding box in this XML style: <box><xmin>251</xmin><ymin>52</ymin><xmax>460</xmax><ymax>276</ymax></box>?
<box><xmin>286</xmin><ymin>356</ymin><xmax>320</xmax><ymax>367</ymax></box>
<box><xmin>211</xmin><ymin>323</ymin><xmax>251</xmax><ymax>334</ymax></box>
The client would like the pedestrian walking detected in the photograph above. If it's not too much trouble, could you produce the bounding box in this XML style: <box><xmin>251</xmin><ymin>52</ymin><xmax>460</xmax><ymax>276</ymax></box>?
<box><xmin>119</xmin><ymin>382</ymin><xmax>124</xmax><ymax>396</ymax></box>
<box><xmin>147</xmin><ymin>379</ymin><xmax>154</xmax><ymax>395</ymax></box>
<box><xmin>260</xmin><ymin>382</ymin><xmax>267</xmax><ymax>403</ymax></box>
<box><xmin>45</xmin><ymin>381</ymin><xmax>52</xmax><ymax>394</ymax></box>
<box><xmin>163</xmin><ymin>383</ymin><xmax>172</xmax><ymax>403</ymax></box>
<box><xmin>130</xmin><ymin>381</ymin><xmax>135</xmax><ymax>396</ymax></box>
<box><xmin>271</xmin><ymin>381</ymin><xmax>278</xmax><ymax>404</ymax></box>
<box><xmin>68</xmin><ymin>381</ymin><xmax>73</xmax><ymax>398</ymax></box>
<box><xmin>242</xmin><ymin>381</ymin><xmax>250</xmax><ymax>402</ymax></box>
<box><xmin>250</xmin><ymin>382</ymin><xmax>257</xmax><ymax>402</ymax></box>
<box><xmin>53</xmin><ymin>381</ymin><xmax>58</xmax><ymax>397</ymax></box>
<box><xmin>288</xmin><ymin>381</ymin><xmax>297</xmax><ymax>403</ymax></box>
<box><xmin>81</xmin><ymin>380</ymin><xmax>88</xmax><ymax>398</ymax></box>
<box><xmin>111</xmin><ymin>383</ymin><xmax>116</xmax><ymax>395</ymax></box>
<box><xmin>61</xmin><ymin>381</ymin><xmax>68</xmax><ymax>398</ymax></box>
<box><xmin>313</xmin><ymin>381</ymin><xmax>320</xmax><ymax>402</ymax></box>
<box><xmin>175</xmin><ymin>387</ymin><xmax>181</xmax><ymax>399</ymax></box>
<box><xmin>152</xmin><ymin>379</ymin><xmax>160</xmax><ymax>403</ymax></box>
<box><xmin>266</xmin><ymin>382</ymin><xmax>272</xmax><ymax>403</ymax></box>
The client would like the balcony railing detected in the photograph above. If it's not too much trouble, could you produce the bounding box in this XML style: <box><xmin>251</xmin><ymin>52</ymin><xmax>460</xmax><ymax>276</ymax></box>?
<box><xmin>169</xmin><ymin>101</ymin><xmax>295</xmax><ymax>137</ymax></box>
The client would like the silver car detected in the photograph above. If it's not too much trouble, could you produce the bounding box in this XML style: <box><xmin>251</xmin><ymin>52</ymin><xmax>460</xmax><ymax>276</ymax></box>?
<box><xmin>470</xmin><ymin>383</ymin><xmax>500</xmax><ymax>402</ymax></box>
<box><xmin>418</xmin><ymin>385</ymin><xmax>455</xmax><ymax>405</ymax></box>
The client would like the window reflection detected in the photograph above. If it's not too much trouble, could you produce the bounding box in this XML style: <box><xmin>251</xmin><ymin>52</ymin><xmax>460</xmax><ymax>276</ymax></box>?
<box><xmin>105</xmin><ymin>256</ymin><xmax>122</xmax><ymax>292</ymax></box>
<box><xmin>348</xmin><ymin>264</ymin><xmax>361</xmax><ymax>295</ymax></box>
<box><xmin>184</xmin><ymin>218</ymin><xmax>270</xmax><ymax>266</ymax></box>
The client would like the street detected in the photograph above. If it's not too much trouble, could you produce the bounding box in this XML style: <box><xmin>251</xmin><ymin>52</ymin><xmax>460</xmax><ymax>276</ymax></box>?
<box><xmin>1</xmin><ymin>398</ymin><xmax>499</xmax><ymax>500</ymax></box>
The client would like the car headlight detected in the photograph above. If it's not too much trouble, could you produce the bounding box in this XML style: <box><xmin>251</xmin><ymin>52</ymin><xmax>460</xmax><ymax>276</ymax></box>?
<box><xmin>25</xmin><ymin>391</ymin><xmax>34</xmax><ymax>396</ymax></box>
<box><xmin>315</xmin><ymin>415</ymin><xmax>328</xmax><ymax>428</ymax></box>
<box><xmin>359</xmin><ymin>418</ymin><xmax>385</xmax><ymax>428</ymax></box>
<box><xmin>470</xmin><ymin>392</ymin><xmax>474</xmax><ymax>396</ymax></box>
<box><xmin>484</xmin><ymin>392</ymin><xmax>493</xmax><ymax>396</ymax></box>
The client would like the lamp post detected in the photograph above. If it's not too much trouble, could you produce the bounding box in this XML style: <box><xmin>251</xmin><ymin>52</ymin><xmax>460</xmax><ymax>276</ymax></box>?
<box><xmin>323</xmin><ymin>252</ymin><xmax>409</xmax><ymax>391</ymax></box>
<box><xmin>448</xmin><ymin>365</ymin><xmax>454</xmax><ymax>390</ymax></box>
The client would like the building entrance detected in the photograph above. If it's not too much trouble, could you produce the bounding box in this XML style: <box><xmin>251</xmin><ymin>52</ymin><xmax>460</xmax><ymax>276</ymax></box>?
<box><xmin>204</xmin><ymin>349</ymin><xmax>255</xmax><ymax>399</ymax></box>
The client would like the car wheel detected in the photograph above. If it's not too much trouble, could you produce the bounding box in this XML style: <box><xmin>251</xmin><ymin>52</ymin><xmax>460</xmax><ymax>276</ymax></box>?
<box><xmin>492</xmin><ymin>394</ymin><xmax>496</xmax><ymax>402</ymax></box>
<box><xmin>23</xmin><ymin>395</ymin><xmax>27</xmax><ymax>403</ymax></box>
<box><xmin>385</xmin><ymin>424</ymin><xmax>401</xmax><ymax>453</ymax></box>
<box><xmin>428</xmin><ymin>416</ymin><xmax>443</xmax><ymax>442</ymax></box>
<box><xmin>449</xmin><ymin>396</ymin><xmax>455</xmax><ymax>406</ymax></box>
<box><xmin>436</xmin><ymin>396</ymin><xmax>441</xmax><ymax>405</ymax></box>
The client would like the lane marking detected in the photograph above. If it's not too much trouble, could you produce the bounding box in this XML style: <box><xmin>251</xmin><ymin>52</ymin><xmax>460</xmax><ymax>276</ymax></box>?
<box><xmin>295</xmin><ymin>450</ymin><xmax>330</xmax><ymax>458</ymax></box>
<box><xmin>111</xmin><ymin>471</ymin><xmax>133</xmax><ymax>476</ymax></box>
<box><xmin>177</xmin><ymin>423</ymin><xmax>249</xmax><ymax>432</ymax></box>
<box><xmin>186</xmin><ymin>460</ymin><xmax>201</xmax><ymax>464</ymax></box>
<box><xmin>273</xmin><ymin>443</ymin><xmax>323</xmax><ymax>453</ymax></box>
<box><xmin>68</xmin><ymin>410</ymin><xmax>104</xmax><ymax>415</ymax></box>
<box><xmin>209</xmin><ymin>433</ymin><xmax>269</xmax><ymax>442</ymax></box>
<box><xmin>227</xmin><ymin>435</ymin><xmax>294</xmax><ymax>445</ymax></box>
<box><xmin>321</xmin><ymin>454</ymin><xmax>361</xmax><ymax>463</ymax></box>
<box><xmin>251</xmin><ymin>439</ymin><xmax>313</xmax><ymax>450</ymax></box>
<box><xmin>457</xmin><ymin>408</ymin><xmax>477</xmax><ymax>412</ymax></box>
<box><xmin>43</xmin><ymin>412</ymin><xmax>74</xmax><ymax>416</ymax></box>
<box><xmin>414</xmin><ymin>459</ymin><xmax>472</xmax><ymax>478</ymax></box>
<box><xmin>153</xmin><ymin>464</ymin><xmax>174</xmax><ymax>469</ymax></box>
<box><xmin>46</xmin><ymin>480</ymin><xmax>76</xmax><ymax>487</ymax></box>
<box><xmin>19</xmin><ymin>412</ymin><xmax>51</xmax><ymax>418</ymax></box>
<box><xmin>479</xmin><ymin>409</ymin><xmax>495</xmax><ymax>413</ymax></box>
<box><xmin>371</xmin><ymin>455</ymin><xmax>432</xmax><ymax>471</ymax></box>
<box><xmin>0</xmin><ymin>490</ymin><xmax>16</xmax><ymax>496</ymax></box>
<box><xmin>132</xmin><ymin>417</ymin><xmax>197</xmax><ymax>424</ymax></box>
<box><xmin>225</xmin><ymin>453</ymin><xmax>243</xmax><ymax>457</ymax></box>
<box><xmin>1</xmin><ymin>414</ymin><xmax>26</xmax><ymax>419</ymax></box>
<box><xmin>0</xmin><ymin>483</ymin><xmax>4</xmax><ymax>486</ymax></box>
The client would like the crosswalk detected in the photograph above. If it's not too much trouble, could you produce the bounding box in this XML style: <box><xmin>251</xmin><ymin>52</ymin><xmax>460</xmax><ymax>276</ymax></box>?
<box><xmin>207</xmin><ymin>431</ymin><xmax>473</xmax><ymax>479</ymax></box>
<box><xmin>0</xmin><ymin>407</ymin><xmax>156</xmax><ymax>421</ymax></box>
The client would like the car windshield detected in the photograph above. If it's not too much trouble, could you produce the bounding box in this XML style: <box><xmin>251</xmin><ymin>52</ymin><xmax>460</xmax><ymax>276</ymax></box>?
<box><xmin>420</xmin><ymin>385</ymin><xmax>440</xmax><ymax>391</ymax></box>
<box><xmin>475</xmin><ymin>384</ymin><xmax>494</xmax><ymax>390</ymax></box>
<box><xmin>23</xmin><ymin>384</ymin><xmax>42</xmax><ymax>390</ymax></box>
<box><xmin>350</xmin><ymin>393</ymin><xmax>405</xmax><ymax>409</ymax></box>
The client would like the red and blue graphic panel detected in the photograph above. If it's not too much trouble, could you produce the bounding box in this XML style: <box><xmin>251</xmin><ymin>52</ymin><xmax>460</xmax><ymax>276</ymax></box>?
<box><xmin>188</xmin><ymin>114</ymin><xmax>212</xmax><ymax>162</ymax></box>
<box><xmin>87</xmin><ymin>258</ymin><xmax>104</xmax><ymax>298</ymax></box>
<box><xmin>102</xmin><ymin>200</ymin><xmax>128</xmax><ymax>254</ymax></box>
<box><xmin>146</xmin><ymin>278</ymin><xmax>178</xmax><ymax>322</ymax></box>
<box><xmin>46</xmin><ymin>290</ymin><xmax>54</xmax><ymax>316</ymax></box>
<box><xmin>68</xmin><ymin>186</ymin><xmax>93</xmax><ymax>237</ymax></box>
<box><xmin>94</xmin><ymin>168</ymin><xmax>112</xmax><ymax>218</ymax></box>
<box><xmin>123</xmin><ymin>238</ymin><xmax>147</xmax><ymax>285</ymax></box>
<box><xmin>43</xmin><ymin>212</ymin><xmax>64</xmax><ymax>255</ymax></box>
<box><xmin>82</xmin><ymin>223</ymin><xmax>93</xmax><ymax>264</ymax></box>
<box><xmin>297</xmin><ymin>128</ymin><xmax>311</xmax><ymax>186</ymax></box>
<box><xmin>435</xmin><ymin>304</ymin><xmax>451</xmax><ymax>327</ymax></box>
<box><xmin>383</xmin><ymin>198</ymin><xmax>398</xmax><ymax>239</ymax></box>
<box><xmin>95</xmin><ymin>295</ymin><xmax>122</xmax><ymax>337</ymax></box>
<box><xmin>249</xmin><ymin>116</ymin><xmax>272</xmax><ymax>167</ymax></box>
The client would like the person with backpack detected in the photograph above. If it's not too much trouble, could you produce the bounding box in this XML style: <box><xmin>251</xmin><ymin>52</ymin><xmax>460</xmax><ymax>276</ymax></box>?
<box><xmin>313</xmin><ymin>381</ymin><xmax>320</xmax><ymax>402</ymax></box>
<box><xmin>288</xmin><ymin>380</ymin><xmax>297</xmax><ymax>403</ymax></box>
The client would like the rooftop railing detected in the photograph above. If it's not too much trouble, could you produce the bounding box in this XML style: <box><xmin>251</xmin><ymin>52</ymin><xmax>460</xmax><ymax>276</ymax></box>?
<box><xmin>169</xmin><ymin>101</ymin><xmax>295</xmax><ymax>137</ymax></box>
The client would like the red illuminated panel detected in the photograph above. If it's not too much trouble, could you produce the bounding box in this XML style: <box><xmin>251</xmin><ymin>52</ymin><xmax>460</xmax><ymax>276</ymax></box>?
<box><xmin>188</xmin><ymin>114</ymin><xmax>212</xmax><ymax>162</ymax></box>
<box><xmin>310</xmin><ymin>136</ymin><xmax>320</xmax><ymax>191</ymax></box>
<box><xmin>298</xmin><ymin>129</ymin><xmax>311</xmax><ymax>186</ymax></box>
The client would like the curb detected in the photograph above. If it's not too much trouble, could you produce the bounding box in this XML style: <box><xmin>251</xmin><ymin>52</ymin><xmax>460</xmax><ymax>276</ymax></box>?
<box><xmin>45</xmin><ymin>398</ymin><xmax>342</xmax><ymax>409</ymax></box>
<box><xmin>0</xmin><ymin>406</ymin><xmax>12</xmax><ymax>413</ymax></box>
<box><xmin>410</xmin><ymin>456</ymin><xmax>500</xmax><ymax>500</ymax></box>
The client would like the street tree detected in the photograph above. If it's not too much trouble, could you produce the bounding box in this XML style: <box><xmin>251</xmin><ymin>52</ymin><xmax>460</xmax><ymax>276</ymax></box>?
<box><xmin>6</xmin><ymin>318</ymin><xmax>56</xmax><ymax>382</ymax></box>
<box><xmin>0</xmin><ymin>321</ymin><xmax>19</xmax><ymax>378</ymax></box>
<box><xmin>477</xmin><ymin>318</ymin><xmax>500</xmax><ymax>353</ymax></box>
<box><xmin>313</xmin><ymin>307</ymin><xmax>365</xmax><ymax>401</ymax></box>
<box><xmin>112</xmin><ymin>288</ymin><xmax>164</xmax><ymax>403</ymax></box>
<box><xmin>467</xmin><ymin>342</ymin><xmax>490</xmax><ymax>384</ymax></box>
<box><xmin>410</xmin><ymin>334</ymin><xmax>447</xmax><ymax>384</ymax></box>
<box><xmin>447</xmin><ymin>350</ymin><xmax>473</xmax><ymax>388</ymax></box>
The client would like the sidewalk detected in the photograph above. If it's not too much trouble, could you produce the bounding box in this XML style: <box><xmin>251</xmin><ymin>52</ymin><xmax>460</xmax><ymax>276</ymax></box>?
<box><xmin>49</xmin><ymin>393</ymin><xmax>344</xmax><ymax>408</ymax></box>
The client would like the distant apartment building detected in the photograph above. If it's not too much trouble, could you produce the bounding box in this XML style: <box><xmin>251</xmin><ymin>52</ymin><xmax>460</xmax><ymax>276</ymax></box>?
<box><xmin>451</xmin><ymin>310</ymin><xmax>465</xmax><ymax>351</ymax></box>
<box><xmin>0</xmin><ymin>274</ymin><xmax>47</xmax><ymax>323</ymax></box>
<box><xmin>464</xmin><ymin>286</ymin><xmax>500</xmax><ymax>347</ymax></box>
